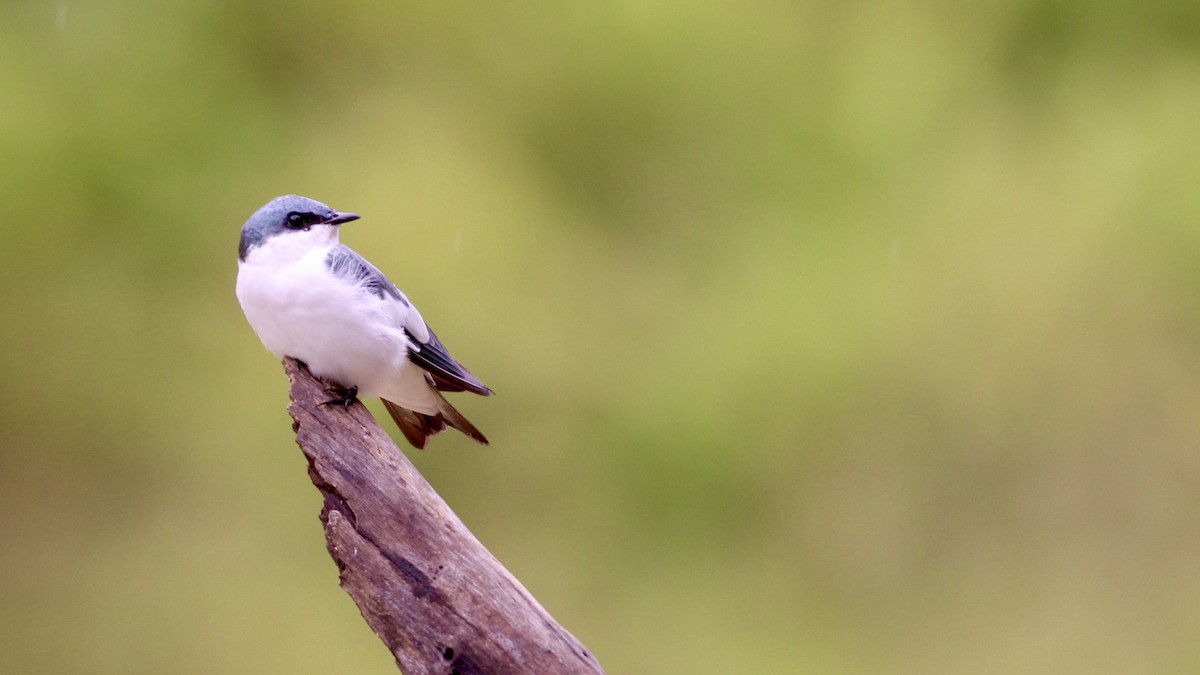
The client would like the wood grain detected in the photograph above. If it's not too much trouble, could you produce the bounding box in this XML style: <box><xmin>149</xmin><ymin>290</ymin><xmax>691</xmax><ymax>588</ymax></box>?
<box><xmin>284</xmin><ymin>358</ymin><xmax>604</xmax><ymax>674</ymax></box>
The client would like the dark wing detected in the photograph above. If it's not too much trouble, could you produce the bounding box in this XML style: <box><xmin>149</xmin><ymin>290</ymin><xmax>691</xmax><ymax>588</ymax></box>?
<box><xmin>405</xmin><ymin>327</ymin><xmax>493</xmax><ymax>396</ymax></box>
<box><xmin>327</xmin><ymin>244</ymin><xmax>490</xmax><ymax>397</ymax></box>
<box><xmin>325</xmin><ymin>244</ymin><xmax>410</xmax><ymax>305</ymax></box>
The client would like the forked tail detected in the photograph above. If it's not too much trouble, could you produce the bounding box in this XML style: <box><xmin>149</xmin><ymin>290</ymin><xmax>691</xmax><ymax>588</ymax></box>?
<box><xmin>382</xmin><ymin>394</ymin><xmax>488</xmax><ymax>449</ymax></box>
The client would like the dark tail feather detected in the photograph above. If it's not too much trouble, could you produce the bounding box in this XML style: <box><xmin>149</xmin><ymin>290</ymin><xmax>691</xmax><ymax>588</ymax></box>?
<box><xmin>434</xmin><ymin>393</ymin><xmax>489</xmax><ymax>445</ymax></box>
<box><xmin>382</xmin><ymin>396</ymin><xmax>488</xmax><ymax>449</ymax></box>
<box><xmin>382</xmin><ymin>399</ymin><xmax>441</xmax><ymax>449</ymax></box>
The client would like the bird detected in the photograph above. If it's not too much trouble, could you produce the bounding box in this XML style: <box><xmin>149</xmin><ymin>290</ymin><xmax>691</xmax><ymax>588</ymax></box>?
<box><xmin>236</xmin><ymin>194</ymin><xmax>491</xmax><ymax>449</ymax></box>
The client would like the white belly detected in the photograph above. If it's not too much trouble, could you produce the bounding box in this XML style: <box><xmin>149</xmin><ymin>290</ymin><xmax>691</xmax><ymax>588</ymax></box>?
<box><xmin>236</xmin><ymin>246</ymin><xmax>437</xmax><ymax>412</ymax></box>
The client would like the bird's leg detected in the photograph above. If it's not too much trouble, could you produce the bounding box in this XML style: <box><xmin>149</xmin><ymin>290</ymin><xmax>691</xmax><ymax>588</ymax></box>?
<box><xmin>321</xmin><ymin>384</ymin><xmax>359</xmax><ymax>408</ymax></box>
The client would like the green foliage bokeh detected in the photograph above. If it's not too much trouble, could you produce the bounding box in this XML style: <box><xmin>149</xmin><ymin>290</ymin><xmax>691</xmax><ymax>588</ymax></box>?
<box><xmin>4</xmin><ymin>1</ymin><xmax>1200</xmax><ymax>672</ymax></box>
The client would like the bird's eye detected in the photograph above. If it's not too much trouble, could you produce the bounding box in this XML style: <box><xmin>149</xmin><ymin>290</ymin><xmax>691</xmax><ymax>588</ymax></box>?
<box><xmin>286</xmin><ymin>212</ymin><xmax>308</xmax><ymax>230</ymax></box>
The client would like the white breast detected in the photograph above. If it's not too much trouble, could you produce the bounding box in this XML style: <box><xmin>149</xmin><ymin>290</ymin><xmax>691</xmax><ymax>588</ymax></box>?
<box><xmin>236</xmin><ymin>236</ymin><xmax>436</xmax><ymax>411</ymax></box>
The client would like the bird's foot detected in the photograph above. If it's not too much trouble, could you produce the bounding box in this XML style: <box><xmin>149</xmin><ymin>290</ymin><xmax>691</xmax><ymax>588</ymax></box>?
<box><xmin>321</xmin><ymin>384</ymin><xmax>359</xmax><ymax>408</ymax></box>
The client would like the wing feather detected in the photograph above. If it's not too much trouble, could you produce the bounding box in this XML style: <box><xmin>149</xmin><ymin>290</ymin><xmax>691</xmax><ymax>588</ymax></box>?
<box><xmin>405</xmin><ymin>327</ymin><xmax>492</xmax><ymax>396</ymax></box>
<box><xmin>325</xmin><ymin>244</ymin><xmax>411</xmax><ymax>306</ymax></box>
<box><xmin>326</xmin><ymin>243</ymin><xmax>490</xmax><ymax>396</ymax></box>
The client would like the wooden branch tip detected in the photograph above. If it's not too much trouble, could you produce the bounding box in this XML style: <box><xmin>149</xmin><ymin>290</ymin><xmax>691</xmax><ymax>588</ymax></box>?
<box><xmin>282</xmin><ymin>358</ymin><xmax>603</xmax><ymax>674</ymax></box>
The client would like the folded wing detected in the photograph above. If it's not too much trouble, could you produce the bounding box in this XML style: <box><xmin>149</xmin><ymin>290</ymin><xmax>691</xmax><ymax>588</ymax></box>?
<box><xmin>326</xmin><ymin>243</ymin><xmax>492</xmax><ymax>447</ymax></box>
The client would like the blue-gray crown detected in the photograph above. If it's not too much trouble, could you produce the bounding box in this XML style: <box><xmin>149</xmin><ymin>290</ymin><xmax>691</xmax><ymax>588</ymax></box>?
<box><xmin>238</xmin><ymin>195</ymin><xmax>359</xmax><ymax>260</ymax></box>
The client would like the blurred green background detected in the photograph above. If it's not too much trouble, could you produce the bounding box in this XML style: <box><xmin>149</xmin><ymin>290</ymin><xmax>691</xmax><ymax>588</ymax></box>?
<box><xmin>4</xmin><ymin>1</ymin><xmax>1200</xmax><ymax>673</ymax></box>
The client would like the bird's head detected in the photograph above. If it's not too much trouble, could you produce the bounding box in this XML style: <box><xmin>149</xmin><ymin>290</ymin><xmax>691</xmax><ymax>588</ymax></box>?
<box><xmin>238</xmin><ymin>195</ymin><xmax>360</xmax><ymax>261</ymax></box>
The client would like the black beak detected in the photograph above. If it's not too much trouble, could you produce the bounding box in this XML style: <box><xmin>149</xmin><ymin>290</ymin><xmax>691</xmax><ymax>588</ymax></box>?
<box><xmin>326</xmin><ymin>211</ymin><xmax>360</xmax><ymax>225</ymax></box>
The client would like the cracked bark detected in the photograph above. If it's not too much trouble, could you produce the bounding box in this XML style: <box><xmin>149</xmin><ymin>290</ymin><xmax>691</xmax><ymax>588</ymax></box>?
<box><xmin>283</xmin><ymin>358</ymin><xmax>604</xmax><ymax>674</ymax></box>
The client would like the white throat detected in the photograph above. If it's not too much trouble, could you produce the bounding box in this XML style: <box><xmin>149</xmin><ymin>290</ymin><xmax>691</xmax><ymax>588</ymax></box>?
<box><xmin>245</xmin><ymin>227</ymin><xmax>340</xmax><ymax>267</ymax></box>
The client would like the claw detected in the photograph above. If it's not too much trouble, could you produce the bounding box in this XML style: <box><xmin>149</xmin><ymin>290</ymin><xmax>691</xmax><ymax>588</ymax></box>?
<box><xmin>321</xmin><ymin>384</ymin><xmax>359</xmax><ymax>408</ymax></box>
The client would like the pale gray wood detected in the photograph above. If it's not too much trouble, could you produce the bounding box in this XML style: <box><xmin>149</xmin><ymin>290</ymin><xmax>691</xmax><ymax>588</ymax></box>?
<box><xmin>284</xmin><ymin>358</ymin><xmax>604</xmax><ymax>674</ymax></box>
